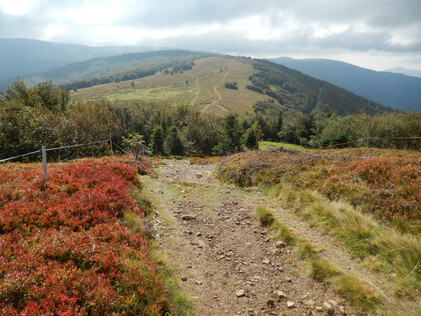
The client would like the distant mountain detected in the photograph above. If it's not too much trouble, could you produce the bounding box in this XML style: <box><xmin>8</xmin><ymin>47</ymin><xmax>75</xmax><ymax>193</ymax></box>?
<box><xmin>271</xmin><ymin>57</ymin><xmax>421</xmax><ymax>112</ymax></box>
<box><xmin>0</xmin><ymin>38</ymin><xmax>168</xmax><ymax>80</ymax></box>
<box><xmin>385</xmin><ymin>67</ymin><xmax>421</xmax><ymax>79</ymax></box>
<box><xmin>0</xmin><ymin>50</ymin><xmax>213</xmax><ymax>91</ymax></box>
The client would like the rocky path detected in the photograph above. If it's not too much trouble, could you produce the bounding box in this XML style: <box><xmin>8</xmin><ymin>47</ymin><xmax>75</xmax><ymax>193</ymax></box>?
<box><xmin>141</xmin><ymin>159</ymin><xmax>356</xmax><ymax>315</ymax></box>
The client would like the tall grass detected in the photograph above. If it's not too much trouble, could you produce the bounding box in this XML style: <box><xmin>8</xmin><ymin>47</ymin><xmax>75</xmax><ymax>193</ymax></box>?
<box><xmin>254</xmin><ymin>206</ymin><xmax>378</xmax><ymax>311</ymax></box>
<box><xmin>286</xmin><ymin>189</ymin><xmax>421</xmax><ymax>295</ymax></box>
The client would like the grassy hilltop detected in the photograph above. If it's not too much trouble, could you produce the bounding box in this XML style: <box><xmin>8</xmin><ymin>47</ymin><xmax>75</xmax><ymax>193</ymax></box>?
<box><xmin>71</xmin><ymin>54</ymin><xmax>392</xmax><ymax>118</ymax></box>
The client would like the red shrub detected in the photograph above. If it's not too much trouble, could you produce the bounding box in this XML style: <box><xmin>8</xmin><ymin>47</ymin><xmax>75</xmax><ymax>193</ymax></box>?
<box><xmin>0</xmin><ymin>156</ymin><xmax>168</xmax><ymax>315</ymax></box>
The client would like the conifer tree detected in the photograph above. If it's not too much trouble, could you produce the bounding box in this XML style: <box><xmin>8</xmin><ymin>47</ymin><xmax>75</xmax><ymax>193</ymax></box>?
<box><xmin>244</xmin><ymin>121</ymin><xmax>262</xmax><ymax>150</ymax></box>
<box><xmin>212</xmin><ymin>113</ymin><xmax>244</xmax><ymax>155</ymax></box>
<box><xmin>150</xmin><ymin>126</ymin><xmax>164</xmax><ymax>155</ymax></box>
<box><xmin>164</xmin><ymin>126</ymin><xmax>184</xmax><ymax>155</ymax></box>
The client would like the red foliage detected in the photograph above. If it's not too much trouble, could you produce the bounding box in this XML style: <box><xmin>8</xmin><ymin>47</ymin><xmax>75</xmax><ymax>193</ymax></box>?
<box><xmin>0</xmin><ymin>157</ymin><xmax>168</xmax><ymax>315</ymax></box>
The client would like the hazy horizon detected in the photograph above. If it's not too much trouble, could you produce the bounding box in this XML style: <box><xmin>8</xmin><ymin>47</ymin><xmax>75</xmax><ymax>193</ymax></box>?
<box><xmin>1</xmin><ymin>0</ymin><xmax>420</xmax><ymax>71</ymax></box>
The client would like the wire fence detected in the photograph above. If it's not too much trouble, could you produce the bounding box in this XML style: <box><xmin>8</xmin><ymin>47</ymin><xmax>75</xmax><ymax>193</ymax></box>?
<box><xmin>0</xmin><ymin>139</ymin><xmax>111</xmax><ymax>164</ymax></box>
<box><xmin>110</xmin><ymin>142</ymin><xmax>126</xmax><ymax>154</ymax></box>
<box><xmin>0</xmin><ymin>149</ymin><xmax>43</xmax><ymax>163</ymax></box>
<box><xmin>0</xmin><ymin>139</ymin><xmax>115</xmax><ymax>181</ymax></box>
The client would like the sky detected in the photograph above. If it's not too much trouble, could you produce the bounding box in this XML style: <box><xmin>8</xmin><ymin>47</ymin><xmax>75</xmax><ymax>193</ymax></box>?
<box><xmin>0</xmin><ymin>0</ymin><xmax>421</xmax><ymax>71</ymax></box>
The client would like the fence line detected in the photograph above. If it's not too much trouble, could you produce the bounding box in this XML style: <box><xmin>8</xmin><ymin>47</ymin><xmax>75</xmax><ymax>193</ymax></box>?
<box><xmin>46</xmin><ymin>140</ymin><xmax>109</xmax><ymax>152</ymax></box>
<box><xmin>0</xmin><ymin>139</ymin><xmax>111</xmax><ymax>164</ymax></box>
<box><xmin>111</xmin><ymin>142</ymin><xmax>127</xmax><ymax>153</ymax></box>
<box><xmin>0</xmin><ymin>139</ymin><xmax>115</xmax><ymax>181</ymax></box>
<box><xmin>0</xmin><ymin>149</ymin><xmax>42</xmax><ymax>163</ymax></box>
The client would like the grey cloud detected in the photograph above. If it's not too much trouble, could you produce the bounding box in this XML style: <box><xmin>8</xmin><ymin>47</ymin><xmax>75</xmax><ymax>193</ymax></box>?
<box><xmin>117</xmin><ymin>0</ymin><xmax>282</xmax><ymax>28</ymax></box>
<box><xmin>1</xmin><ymin>0</ymin><xmax>421</xmax><ymax>67</ymax></box>
<box><xmin>0</xmin><ymin>11</ymin><xmax>45</xmax><ymax>38</ymax></box>
<box><xmin>366</xmin><ymin>0</ymin><xmax>421</xmax><ymax>27</ymax></box>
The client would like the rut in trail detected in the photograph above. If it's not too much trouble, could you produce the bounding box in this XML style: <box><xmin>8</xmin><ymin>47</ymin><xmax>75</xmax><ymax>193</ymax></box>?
<box><xmin>142</xmin><ymin>159</ymin><xmax>355</xmax><ymax>316</ymax></box>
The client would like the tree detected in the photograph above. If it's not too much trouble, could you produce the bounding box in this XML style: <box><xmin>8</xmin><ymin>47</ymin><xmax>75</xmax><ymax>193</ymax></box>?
<box><xmin>244</xmin><ymin>121</ymin><xmax>262</xmax><ymax>150</ymax></box>
<box><xmin>150</xmin><ymin>126</ymin><xmax>164</xmax><ymax>155</ymax></box>
<box><xmin>164</xmin><ymin>126</ymin><xmax>184</xmax><ymax>155</ymax></box>
<box><xmin>212</xmin><ymin>113</ymin><xmax>243</xmax><ymax>155</ymax></box>
<box><xmin>0</xmin><ymin>80</ymin><xmax>70</xmax><ymax>112</ymax></box>
<box><xmin>122</xmin><ymin>132</ymin><xmax>146</xmax><ymax>159</ymax></box>
<box><xmin>275</xmin><ymin>111</ymin><xmax>283</xmax><ymax>139</ymax></box>
<box><xmin>295</xmin><ymin>113</ymin><xmax>316</xmax><ymax>146</ymax></box>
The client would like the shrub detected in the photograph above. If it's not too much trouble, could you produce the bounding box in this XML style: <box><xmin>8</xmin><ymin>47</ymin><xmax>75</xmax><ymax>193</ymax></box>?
<box><xmin>246</xmin><ymin>85</ymin><xmax>264</xmax><ymax>94</ymax></box>
<box><xmin>224</xmin><ymin>82</ymin><xmax>238</xmax><ymax>90</ymax></box>
<box><xmin>0</xmin><ymin>157</ymin><xmax>169</xmax><ymax>315</ymax></box>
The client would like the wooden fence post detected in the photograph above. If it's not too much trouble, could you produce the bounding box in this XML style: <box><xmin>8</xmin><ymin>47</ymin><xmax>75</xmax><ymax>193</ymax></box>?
<box><xmin>42</xmin><ymin>146</ymin><xmax>48</xmax><ymax>181</ymax></box>
<box><xmin>109</xmin><ymin>133</ymin><xmax>114</xmax><ymax>155</ymax></box>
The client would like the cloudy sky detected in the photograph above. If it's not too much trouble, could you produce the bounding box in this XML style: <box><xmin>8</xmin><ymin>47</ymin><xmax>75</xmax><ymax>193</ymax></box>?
<box><xmin>1</xmin><ymin>0</ymin><xmax>420</xmax><ymax>70</ymax></box>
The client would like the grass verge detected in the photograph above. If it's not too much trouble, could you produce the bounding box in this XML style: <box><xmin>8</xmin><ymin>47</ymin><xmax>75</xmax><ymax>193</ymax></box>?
<box><xmin>282</xmin><ymin>189</ymin><xmax>421</xmax><ymax>298</ymax></box>
<box><xmin>254</xmin><ymin>205</ymin><xmax>379</xmax><ymax>312</ymax></box>
<box><xmin>258</xmin><ymin>140</ymin><xmax>307</xmax><ymax>150</ymax></box>
<box><xmin>131</xmin><ymin>177</ymin><xmax>195</xmax><ymax>316</ymax></box>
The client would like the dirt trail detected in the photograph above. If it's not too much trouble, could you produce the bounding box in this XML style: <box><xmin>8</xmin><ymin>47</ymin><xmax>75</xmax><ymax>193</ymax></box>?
<box><xmin>202</xmin><ymin>70</ymin><xmax>230</xmax><ymax>113</ymax></box>
<box><xmin>141</xmin><ymin>160</ymin><xmax>359</xmax><ymax>315</ymax></box>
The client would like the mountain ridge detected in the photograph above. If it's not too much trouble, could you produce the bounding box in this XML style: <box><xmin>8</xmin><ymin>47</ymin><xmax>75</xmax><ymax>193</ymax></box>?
<box><xmin>270</xmin><ymin>57</ymin><xmax>421</xmax><ymax>112</ymax></box>
<box><xmin>69</xmin><ymin>55</ymin><xmax>392</xmax><ymax>118</ymax></box>
<box><xmin>0</xmin><ymin>49</ymin><xmax>213</xmax><ymax>91</ymax></box>
<box><xmin>0</xmin><ymin>38</ymin><xmax>170</xmax><ymax>80</ymax></box>
<box><xmin>385</xmin><ymin>67</ymin><xmax>421</xmax><ymax>78</ymax></box>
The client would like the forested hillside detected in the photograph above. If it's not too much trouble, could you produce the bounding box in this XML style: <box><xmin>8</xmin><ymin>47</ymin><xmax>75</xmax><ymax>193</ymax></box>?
<box><xmin>248</xmin><ymin>60</ymin><xmax>391</xmax><ymax>118</ymax></box>
<box><xmin>0</xmin><ymin>38</ymin><xmax>164</xmax><ymax>81</ymax></box>
<box><xmin>1</xmin><ymin>79</ymin><xmax>419</xmax><ymax>163</ymax></box>
<box><xmin>271</xmin><ymin>57</ymin><xmax>421</xmax><ymax>112</ymax></box>
<box><xmin>0</xmin><ymin>50</ymin><xmax>213</xmax><ymax>91</ymax></box>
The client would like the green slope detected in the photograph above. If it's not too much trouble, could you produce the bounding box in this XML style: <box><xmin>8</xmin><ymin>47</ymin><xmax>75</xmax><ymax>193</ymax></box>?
<box><xmin>0</xmin><ymin>38</ymin><xmax>167</xmax><ymax>82</ymax></box>
<box><xmin>70</xmin><ymin>55</ymin><xmax>392</xmax><ymax>118</ymax></box>
<box><xmin>0</xmin><ymin>50</ymin><xmax>214</xmax><ymax>92</ymax></box>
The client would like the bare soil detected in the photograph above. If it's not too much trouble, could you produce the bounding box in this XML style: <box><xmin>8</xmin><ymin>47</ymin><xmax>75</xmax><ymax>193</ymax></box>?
<box><xmin>141</xmin><ymin>159</ymin><xmax>363</xmax><ymax>315</ymax></box>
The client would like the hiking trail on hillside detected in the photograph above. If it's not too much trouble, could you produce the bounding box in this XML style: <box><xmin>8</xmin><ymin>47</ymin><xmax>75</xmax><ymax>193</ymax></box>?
<box><xmin>202</xmin><ymin>70</ymin><xmax>230</xmax><ymax>113</ymax></box>
<box><xmin>140</xmin><ymin>159</ymin><xmax>416</xmax><ymax>315</ymax></box>
<box><xmin>140</xmin><ymin>159</ymin><xmax>358</xmax><ymax>315</ymax></box>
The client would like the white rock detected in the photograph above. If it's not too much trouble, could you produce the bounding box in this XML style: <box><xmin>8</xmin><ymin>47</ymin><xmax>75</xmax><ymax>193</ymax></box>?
<box><xmin>236</xmin><ymin>289</ymin><xmax>246</xmax><ymax>297</ymax></box>
<box><xmin>276</xmin><ymin>241</ymin><xmax>286</xmax><ymax>248</ymax></box>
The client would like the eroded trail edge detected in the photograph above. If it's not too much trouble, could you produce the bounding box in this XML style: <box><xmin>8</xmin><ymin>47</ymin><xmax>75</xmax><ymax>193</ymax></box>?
<box><xmin>140</xmin><ymin>159</ymin><xmax>366</xmax><ymax>315</ymax></box>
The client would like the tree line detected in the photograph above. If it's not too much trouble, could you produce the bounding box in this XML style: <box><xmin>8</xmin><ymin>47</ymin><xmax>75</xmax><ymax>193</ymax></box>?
<box><xmin>1</xmin><ymin>81</ymin><xmax>419</xmax><ymax>162</ymax></box>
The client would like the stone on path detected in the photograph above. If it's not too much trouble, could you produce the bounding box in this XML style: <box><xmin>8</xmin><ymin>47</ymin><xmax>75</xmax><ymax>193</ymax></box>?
<box><xmin>182</xmin><ymin>214</ymin><xmax>197</xmax><ymax>220</ymax></box>
<box><xmin>275</xmin><ymin>290</ymin><xmax>287</xmax><ymax>299</ymax></box>
<box><xmin>236</xmin><ymin>289</ymin><xmax>246</xmax><ymax>297</ymax></box>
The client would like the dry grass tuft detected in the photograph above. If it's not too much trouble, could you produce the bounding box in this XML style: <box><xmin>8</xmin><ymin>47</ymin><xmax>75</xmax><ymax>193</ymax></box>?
<box><xmin>310</xmin><ymin>259</ymin><xmax>341</xmax><ymax>281</ymax></box>
<box><xmin>310</xmin><ymin>259</ymin><xmax>379</xmax><ymax>310</ymax></box>
<box><xmin>332</xmin><ymin>274</ymin><xmax>379</xmax><ymax>309</ymax></box>
<box><xmin>256</xmin><ymin>206</ymin><xmax>276</xmax><ymax>227</ymax></box>
<box><xmin>297</xmin><ymin>241</ymin><xmax>319</xmax><ymax>259</ymax></box>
